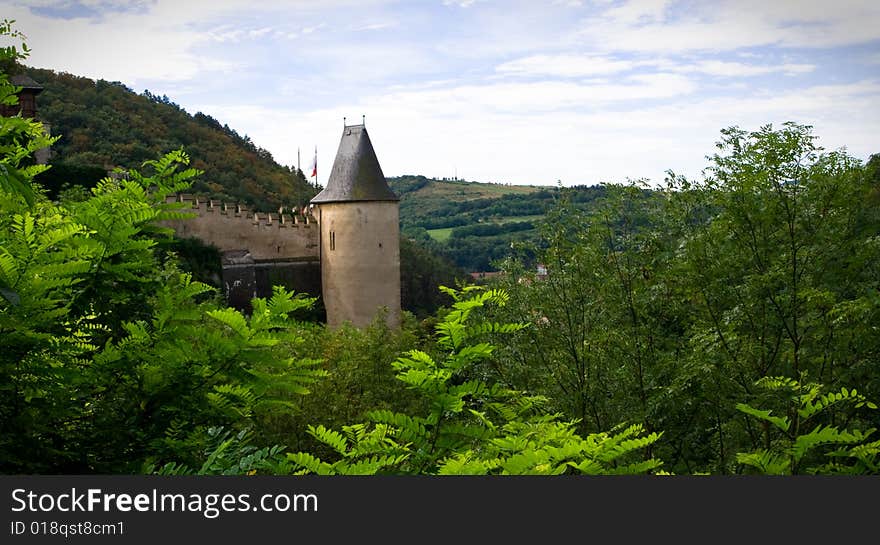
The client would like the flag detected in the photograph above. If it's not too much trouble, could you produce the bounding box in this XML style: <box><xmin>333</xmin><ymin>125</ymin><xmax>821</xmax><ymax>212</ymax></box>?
<box><xmin>309</xmin><ymin>147</ymin><xmax>317</xmax><ymax>178</ymax></box>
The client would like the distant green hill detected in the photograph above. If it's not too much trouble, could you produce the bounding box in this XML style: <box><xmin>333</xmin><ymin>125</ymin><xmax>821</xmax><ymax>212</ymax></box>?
<box><xmin>23</xmin><ymin>67</ymin><xmax>316</xmax><ymax>210</ymax></box>
<box><xmin>389</xmin><ymin>175</ymin><xmax>608</xmax><ymax>271</ymax></box>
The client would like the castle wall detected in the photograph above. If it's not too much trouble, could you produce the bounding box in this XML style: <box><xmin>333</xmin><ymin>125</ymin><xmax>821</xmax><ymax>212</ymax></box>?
<box><xmin>221</xmin><ymin>250</ymin><xmax>323</xmax><ymax>316</ymax></box>
<box><xmin>317</xmin><ymin>201</ymin><xmax>401</xmax><ymax>328</ymax></box>
<box><xmin>162</xmin><ymin>195</ymin><xmax>319</xmax><ymax>261</ymax></box>
<box><xmin>161</xmin><ymin>195</ymin><xmax>322</xmax><ymax>314</ymax></box>
<box><xmin>161</xmin><ymin>194</ymin><xmax>400</xmax><ymax>328</ymax></box>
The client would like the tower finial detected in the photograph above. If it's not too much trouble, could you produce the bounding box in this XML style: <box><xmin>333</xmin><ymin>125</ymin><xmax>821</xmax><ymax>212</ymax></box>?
<box><xmin>343</xmin><ymin>116</ymin><xmax>346</xmax><ymax>127</ymax></box>
<box><xmin>362</xmin><ymin>114</ymin><xmax>365</xmax><ymax>126</ymax></box>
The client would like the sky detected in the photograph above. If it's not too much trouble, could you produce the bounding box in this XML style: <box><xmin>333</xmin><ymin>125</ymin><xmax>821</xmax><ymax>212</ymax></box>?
<box><xmin>2</xmin><ymin>0</ymin><xmax>879</xmax><ymax>188</ymax></box>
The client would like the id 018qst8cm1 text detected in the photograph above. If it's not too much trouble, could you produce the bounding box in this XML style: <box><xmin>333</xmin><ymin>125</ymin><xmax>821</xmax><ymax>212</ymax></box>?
<box><xmin>11</xmin><ymin>520</ymin><xmax>124</xmax><ymax>538</ymax></box>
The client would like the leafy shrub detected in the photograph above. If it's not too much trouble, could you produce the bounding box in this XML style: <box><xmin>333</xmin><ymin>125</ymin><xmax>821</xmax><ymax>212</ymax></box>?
<box><xmin>284</xmin><ymin>286</ymin><xmax>663</xmax><ymax>475</ymax></box>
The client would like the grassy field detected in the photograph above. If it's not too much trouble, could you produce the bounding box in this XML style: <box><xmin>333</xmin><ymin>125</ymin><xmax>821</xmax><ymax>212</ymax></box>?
<box><xmin>408</xmin><ymin>179</ymin><xmax>542</xmax><ymax>202</ymax></box>
<box><xmin>426</xmin><ymin>227</ymin><xmax>454</xmax><ymax>242</ymax></box>
<box><xmin>426</xmin><ymin>216</ymin><xmax>542</xmax><ymax>242</ymax></box>
<box><xmin>493</xmin><ymin>214</ymin><xmax>545</xmax><ymax>224</ymax></box>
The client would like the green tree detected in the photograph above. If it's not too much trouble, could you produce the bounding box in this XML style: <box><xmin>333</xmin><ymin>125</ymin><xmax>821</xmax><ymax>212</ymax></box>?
<box><xmin>735</xmin><ymin>377</ymin><xmax>878</xmax><ymax>474</ymax></box>
<box><xmin>0</xmin><ymin>20</ymin><xmax>55</xmax><ymax>207</ymax></box>
<box><xmin>665</xmin><ymin>123</ymin><xmax>880</xmax><ymax>471</ymax></box>
<box><xmin>285</xmin><ymin>286</ymin><xmax>663</xmax><ymax>475</ymax></box>
<box><xmin>492</xmin><ymin>123</ymin><xmax>879</xmax><ymax>475</ymax></box>
<box><xmin>494</xmin><ymin>184</ymin><xmax>686</xmax><ymax>447</ymax></box>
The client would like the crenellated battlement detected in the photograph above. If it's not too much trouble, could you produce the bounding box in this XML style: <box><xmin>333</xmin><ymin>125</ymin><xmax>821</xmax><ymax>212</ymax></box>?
<box><xmin>161</xmin><ymin>193</ymin><xmax>320</xmax><ymax>261</ymax></box>
<box><xmin>165</xmin><ymin>193</ymin><xmax>319</xmax><ymax>228</ymax></box>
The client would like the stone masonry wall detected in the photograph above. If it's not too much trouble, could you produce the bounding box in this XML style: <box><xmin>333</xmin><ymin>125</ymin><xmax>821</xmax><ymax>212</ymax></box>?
<box><xmin>161</xmin><ymin>194</ymin><xmax>320</xmax><ymax>261</ymax></box>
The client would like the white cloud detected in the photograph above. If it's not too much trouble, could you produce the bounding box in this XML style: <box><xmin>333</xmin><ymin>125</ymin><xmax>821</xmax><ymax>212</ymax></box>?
<box><xmin>442</xmin><ymin>0</ymin><xmax>483</xmax><ymax>7</ymax></box>
<box><xmin>585</xmin><ymin>0</ymin><xmax>880</xmax><ymax>53</ymax></box>
<box><xmin>365</xmin><ymin>74</ymin><xmax>696</xmax><ymax>116</ymax></box>
<box><xmin>207</xmin><ymin>76</ymin><xmax>880</xmax><ymax>189</ymax></box>
<box><xmin>302</xmin><ymin>23</ymin><xmax>326</xmax><ymax>35</ymax></box>
<box><xmin>496</xmin><ymin>54</ymin><xmax>636</xmax><ymax>77</ymax></box>
<box><xmin>3</xmin><ymin>2</ymin><xmax>245</xmax><ymax>83</ymax></box>
<box><xmin>248</xmin><ymin>27</ymin><xmax>273</xmax><ymax>38</ymax></box>
<box><xmin>604</xmin><ymin>0</ymin><xmax>671</xmax><ymax>24</ymax></box>
<box><xmin>674</xmin><ymin>60</ymin><xmax>815</xmax><ymax>77</ymax></box>
<box><xmin>354</xmin><ymin>21</ymin><xmax>396</xmax><ymax>31</ymax></box>
<box><xmin>495</xmin><ymin>55</ymin><xmax>816</xmax><ymax>80</ymax></box>
<box><xmin>4</xmin><ymin>0</ymin><xmax>373</xmax><ymax>84</ymax></box>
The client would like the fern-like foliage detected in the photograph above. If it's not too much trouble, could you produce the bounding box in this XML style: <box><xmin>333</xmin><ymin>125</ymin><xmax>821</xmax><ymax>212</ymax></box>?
<box><xmin>440</xmin><ymin>420</ymin><xmax>663</xmax><ymax>475</ymax></box>
<box><xmin>148</xmin><ymin>426</ymin><xmax>287</xmax><ymax>476</ymax></box>
<box><xmin>62</xmin><ymin>149</ymin><xmax>201</xmax><ymax>327</ymax></box>
<box><xmin>735</xmin><ymin>376</ymin><xmax>878</xmax><ymax>474</ymax></box>
<box><xmin>286</xmin><ymin>286</ymin><xmax>663</xmax><ymax>475</ymax></box>
<box><xmin>0</xmin><ymin>20</ymin><xmax>58</xmax><ymax>207</ymax></box>
<box><xmin>96</xmin><ymin>272</ymin><xmax>326</xmax><ymax>470</ymax></box>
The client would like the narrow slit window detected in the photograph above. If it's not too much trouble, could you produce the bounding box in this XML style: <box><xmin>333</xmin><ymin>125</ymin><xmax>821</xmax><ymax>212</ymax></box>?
<box><xmin>330</xmin><ymin>231</ymin><xmax>336</xmax><ymax>251</ymax></box>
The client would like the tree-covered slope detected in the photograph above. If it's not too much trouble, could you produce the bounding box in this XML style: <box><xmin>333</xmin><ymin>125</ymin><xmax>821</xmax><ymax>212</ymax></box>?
<box><xmin>24</xmin><ymin>67</ymin><xmax>316</xmax><ymax>210</ymax></box>
<box><xmin>389</xmin><ymin>175</ymin><xmax>611</xmax><ymax>271</ymax></box>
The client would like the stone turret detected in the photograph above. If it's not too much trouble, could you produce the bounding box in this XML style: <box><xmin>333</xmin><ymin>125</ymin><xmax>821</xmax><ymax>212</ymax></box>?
<box><xmin>311</xmin><ymin>123</ymin><xmax>401</xmax><ymax>328</ymax></box>
<box><xmin>1</xmin><ymin>74</ymin><xmax>42</xmax><ymax>119</ymax></box>
<box><xmin>1</xmin><ymin>74</ymin><xmax>50</xmax><ymax>164</ymax></box>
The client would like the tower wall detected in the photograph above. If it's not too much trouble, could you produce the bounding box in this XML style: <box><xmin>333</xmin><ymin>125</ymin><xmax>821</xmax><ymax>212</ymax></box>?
<box><xmin>318</xmin><ymin>201</ymin><xmax>401</xmax><ymax>328</ymax></box>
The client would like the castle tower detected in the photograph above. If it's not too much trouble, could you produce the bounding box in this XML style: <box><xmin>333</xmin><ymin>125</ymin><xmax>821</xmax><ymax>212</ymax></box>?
<box><xmin>311</xmin><ymin>122</ymin><xmax>401</xmax><ymax>328</ymax></box>
<box><xmin>2</xmin><ymin>74</ymin><xmax>50</xmax><ymax>165</ymax></box>
<box><xmin>1</xmin><ymin>74</ymin><xmax>42</xmax><ymax>119</ymax></box>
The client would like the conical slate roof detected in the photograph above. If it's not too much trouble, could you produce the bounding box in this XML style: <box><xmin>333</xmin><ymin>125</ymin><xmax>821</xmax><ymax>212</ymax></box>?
<box><xmin>311</xmin><ymin>124</ymin><xmax>399</xmax><ymax>204</ymax></box>
<box><xmin>10</xmin><ymin>74</ymin><xmax>43</xmax><ymax>92</ymax></box>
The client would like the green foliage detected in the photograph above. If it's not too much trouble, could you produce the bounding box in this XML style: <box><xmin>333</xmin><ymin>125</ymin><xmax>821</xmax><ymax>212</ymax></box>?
<box><xmin>493</xmin><ymin>183</ymin><xmax>676</xmax><ymax>445</ymax></box>
<box><xmin>735</xmin><ymin>377</ymin><xmax>878</xmax><ymax>474</ymax></box>
<box><xmin>399</xmin><ymin>236</ymin><xmax>469</xmax><ymax>318</ymax></box>
<box><xmin>667</xmin><ymin>123</ymin><xmax>880</xmax><ymax>472</ymax></box>
<box><xmin>4</xmin><ymin>24</ymin><xmax>879</xmax><ymax>477</ymax></box>
<box><xmin>272</xmin><ymin>312</ymin><xmax>428</xmax><ymax>459</ymax></box>
<box><xmin>0</xmin><ymin>20</ymin><xmax>56</xmax><ymax>207</ymax></box>
<box><xmin>285</xmin><ymin>286</ymin><xmax>663</xmax><ymax>475</ymax></box>
<box><xmin>149</xmin><ymin>427</ymin><xmax>287</xmax><ymax>476</ymax></box>
<box><xmin>32</xmin><ymin>161</ymin><xmax>107</xmax><ymax>199</ymax></box>
<box><xmin>159</xmin><ymin>235</ymin><xmax>222</xmax><ymax>288</ymax></box>
<box><xmin>494</xmin><ymin>123</ymin><xmax>880</xmax><ymax>475</ymax></box>
<box><xmin>87</xmin><ymin>276</ymin><xmax>326</xmax><ymax>470</ymax></box>
<box><xmin>440</xmin><ymin>421</ymin><xmax>663</xmax><ymax>475</ymax></box>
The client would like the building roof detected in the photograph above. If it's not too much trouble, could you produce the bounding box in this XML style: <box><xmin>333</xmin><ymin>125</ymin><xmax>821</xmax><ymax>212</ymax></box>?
<box><xmin>311</xmin><ymin>124</ymin><xmax>399</xmax><ymax>204</ymax></box>
<box><xmin>9</xmin><ymin>74</ymin><xmax>43</xmax><ymax>93</ymax></box>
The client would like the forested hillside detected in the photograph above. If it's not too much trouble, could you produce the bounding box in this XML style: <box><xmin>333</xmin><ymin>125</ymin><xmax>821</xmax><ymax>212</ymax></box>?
<box><xmin>22</xmin><ymin>66</ymin><xmax>316</xmax><ymax>210</ymax></box>
<box><xmin>390</xmin><ymin>175</ymin><xmax>612</xmax><ymax>271</ymax></box>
